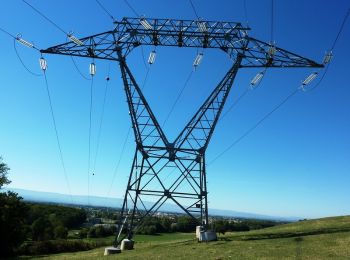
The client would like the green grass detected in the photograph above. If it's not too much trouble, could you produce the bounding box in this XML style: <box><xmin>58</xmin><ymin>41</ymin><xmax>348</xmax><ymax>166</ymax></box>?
<box><xmin>25</xmin><ymin>216</ymin><xmax>350</xmax><ymax>259</ymax></box>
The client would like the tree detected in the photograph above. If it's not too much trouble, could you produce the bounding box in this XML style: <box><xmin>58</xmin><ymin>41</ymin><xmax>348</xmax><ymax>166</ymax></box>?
<box><xmin>54</xmin><ymin>225</ymin><xmax>68</xmax><ymax>239</ymax></box>
<box><xmin>0</xmin><ymin>156</ymin><xmax>10</xmax><ymax>188</ymax></box>
<box><xmin>0</xmin><ymin>157</ymin><xmax>29</xmax><ymax>256</ymax></box>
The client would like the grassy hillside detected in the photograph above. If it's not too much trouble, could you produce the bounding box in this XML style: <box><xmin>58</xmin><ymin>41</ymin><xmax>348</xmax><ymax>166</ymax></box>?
<box><xmin>27</xmin><ymin>215</ymin><xmax>350</xmax><ymax>259</ymax></box>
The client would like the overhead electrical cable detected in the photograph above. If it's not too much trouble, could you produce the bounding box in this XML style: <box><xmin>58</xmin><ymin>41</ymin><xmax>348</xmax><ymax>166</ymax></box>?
<box><xmin>22</xmin><ymin>0</ymin><xmax>68</xmax><ymax>35</ymax></box>
<box><xmin>0</xmin><ymin>26</ymin><xmax>16</xmax><ymax>38</ymax></box>
<box><xmin>210</xmin><ymin>6</ymin><xmax>350</xmax><ymax>165</ymax></box>
<box><xmin>189</xmin><ymin>0</ymin><xmax>200</xmax><ymax>20</ymax></box>
<box><xmin>1</xmin><ymin>26</ymin><xmax>42</xmax><ymax>76</ymax></box>
<box><xmin>92</xmin><ymin>66</ymin><xmax>111</xmax><ymax>173</ymax></box>
<box><xmin>40</xmin><ymin>58</ymin><xmax>74</xmax><ymax>203</ymax></box>
<box><xmin>87</xmin><ymin>66</ymin><xmax>95</xmax><ymax>205</ymax></box>
<box><xmin>305</xmin><ymin>7</ymin><xmax>349</xmax><ymax>92</ymax></box>
<box><xmin>70</xmin><ymin>56</ymin><xmax>91</xmax><ymax>81</ymax></box>
<box><xmin>123</xmin><ymin>0</ymin><xmax>140</xmax><ymax>17</ymax></box>
<box><xmin>243</xmin><ymin>0</ymin><xmax>249</xmax><ymax>26</ymax></box>
<box><xmin>107</xmin><ymin>62</ymin><xmax>152</xmax><ymax>196</ymax></box>
<box><xmin>95</xmin><ymin>0</ymin><xmax>115</xmax><ymax>21</ymax></box>
<box><xmin>162</xmin><ymin>70</ymin><xmax>194</xmax><ymax>127</ymax></box>
<box><xmin>209</xmin><ymin>88</ymin><xmax>299</xmax><ymax>166</ymax></box>
<box><xmin>13</xmin><ymin>39</ymin><xmax>42</xmax><ymax>76</ymax></box>
<box><xmin>270</xmin><ymin>0</ymin><xmax>274</xmax><ymax>42</ymax></box>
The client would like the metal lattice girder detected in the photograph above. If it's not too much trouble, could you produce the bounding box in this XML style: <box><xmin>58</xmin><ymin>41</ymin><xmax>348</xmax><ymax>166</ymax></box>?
<box><xmin>115</xmin><ymin>147</ymin><xmax>208</xmax><ymax>245</ymax></box>
<box><xmin>174</xmin><ymin>55</ymin><xmax>242</xmax><ymax>151</ymax></box>
<box><xmin>41</xmin><ymin>17</ymin><xmax>323</xmax><ymax>68</ymax></box>
<box><xmin>117</xmin><ymin>49</ymin><xmax>169</xmax><ymax>151</ymax></box>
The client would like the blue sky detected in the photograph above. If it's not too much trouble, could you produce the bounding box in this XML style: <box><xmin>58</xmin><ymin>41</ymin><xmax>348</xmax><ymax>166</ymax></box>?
<box><xmin>0</xmin><ymin>0</ymin><xmax>349</xmax><ymax>219</ymax></box>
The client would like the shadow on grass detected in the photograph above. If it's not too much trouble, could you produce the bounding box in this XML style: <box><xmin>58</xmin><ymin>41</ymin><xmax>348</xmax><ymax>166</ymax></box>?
<box><xmin>231</xmin><ymin>228</ymin><xmax>350</xmax><ymax>241</ymax></box>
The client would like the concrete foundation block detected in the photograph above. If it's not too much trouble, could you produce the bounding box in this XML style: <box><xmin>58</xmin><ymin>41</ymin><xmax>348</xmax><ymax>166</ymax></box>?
<box><xmin>104</xmin><ymin>246</ymin><xmax>121</xmax><ymax>255</ymax></box>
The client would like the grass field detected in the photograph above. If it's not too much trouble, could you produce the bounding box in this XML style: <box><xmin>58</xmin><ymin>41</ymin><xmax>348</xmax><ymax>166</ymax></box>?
<box><xmin>27</xmin><ymin>215</ymin><xmax>350</xmax><ymax>259</ymax></box>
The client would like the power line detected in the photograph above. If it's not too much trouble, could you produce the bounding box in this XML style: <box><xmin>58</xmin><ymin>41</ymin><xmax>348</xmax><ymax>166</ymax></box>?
<box><xmin>331</xmin><ymin>8</ymin><xmax>350</xmax><ymax>50</ymax></box>
<box><xmin>13</xmin><ymin>39</ymin><xmax>42</xmax><ymax>77</ymax></box>
<box><xmin>243</xmin><ymin>0</ymin><xmax>249</xmax><ymax>26</ymax></box>
<box><xmin>93</xmin><ymin>67</ymin><xmax>111</xmax><ymax>173</ymax></box>
<box><xmin>210</xmin><ymin>6</ymin><xmax>350</xmax><ymax>165</ymax></box>
<box><xmin>123</xmin><ymin>0</ymin><xmax>140</xmax><ymax>17</ymax></box>
<box><xmin>42</xmin><ymin>68</ymin><xmax>74</xmax><ymax>203</ymax></box>
<box><xmin>87</xmin><ymin>75</ymin><xmax>94</xmax><ymax>205</ymax></box>
<box><xmin>107</xmin><ymin>64</ymin><xmax>152</xmax><ymax>196</ymax></box>
<box><xmin>162</xmin><ymin>70</ymin><xmax>194</xmax><ymax>127</ymax></box>
<box><xmin>22</xmin><ymin>0</ymin><xmax>67</xmax><ymax>35</ymax></box>
<box><xmin>0</xmin><ymin>26</ymin><xmax>16</xmax><ymax>39</ymax></box>
<box><xmin>95</xmin><ymin>0</ymin><xmax>115</xmax><ymax>21</ymax></box>
<box><xmin>189</xmin><ymin>0</ymin><xmax>200</xmax><ymax>20</ymax></box>
<box><xmin>70</xmin><ymin>55</ymin><xmax>91</xmax><ymax>81</ymax></box>
<box><xmin>208</xmin><ymin>88</ymin><xmax>299</xmax><ymax>166</ymax></box>
<box><xmin>306</xmin><ymin>7</ymin><xmax>350</xmax><ymax>92</ymax></box>
<box><xmin>219</xmin><ymin>88</ymin><xmax>249</xmax><ymax>122</ymax></box>
<box><xmin>107</xmin><ymin>127</ymin><xmax>131</xmax><ymax>196</ymax></box>
<box><xmin>270</xmin><ymin>0</ymin><xmax>274</xmax><ymax>42</ymax></box>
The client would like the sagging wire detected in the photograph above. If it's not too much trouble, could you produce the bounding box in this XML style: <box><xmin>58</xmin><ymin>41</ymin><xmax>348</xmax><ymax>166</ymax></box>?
<box><xmin>162</xmin><ymin>70</ymin><xmax>194</xmax><ymax>127</ymax></box>
<box><xmin>92</xmin><ymin>65</ymin><xmax>111</xmax><ymax>174</ymax></box>
<box><xmin>87</xmin><ymin>60</ymin><xmax>96</xmax><ymax>205</ymax></box>
<box><xmin>302</xmin><ymin>7</ymin><xmax>349</xmax><ymax>92</ymax></box>
<box><xmin>209</xmin><ymin>7</ymin><xmax>350</xmax><ymax>166</ymax></box>
<box><xmin>14</xmin><ymin>38</ymin><xmax>42</xmax><ymax>77</ymax></box>
<box><xmin>189</xmin><ymin>0</ymin><xmax>200</xmax><ymax>20</ymax></box>
<box><xmin>22</xmin><ymin>0</ymin><xmax>85</xmax><ymax>48</ymax></box>
<box><xmin>95</xmin><ymin>0</ymin><xmax>115</xmax><ymax>22</ymax></box>
<box><xmin>106</xmin><ymin>51</ymin><xmax>153</xmax><ymax>197</ymax></box>
<box><xmin>39</xmin><ymin>56</ymin><xmax>74</xmax><ymax>203</ymax></box>
<box><xmin>0</xmin><ymin>26</ymin><xmax>42</xmax><ymax>76</ymax></box>
<box><xmin>22</xmin><ymin>0</ymin><xmax>67</xmax><ymax>35</ymax></box>
<box><xmin>162</xmin><ymin>49</ymin><xmax>205</xmax><ymax>127</ymax></box>
<box><xmin>270</xmin><ymin>0</ymin><xmax>274</xmax><ymax>43</ymax></box>
<box><xmin>208</xmin><ymin>87</ymin><xmax>299</xmax><ymax>166</ymax></box>
<box><xmin>65</xmin><ymin>36</ymin><xmax>91</xmax><ymax>81</ymax></box>
<box><xmin>123</xmin><ymin>0</ymin><xmax>140</xmax><ymax>17</ymax></box>
<box><xmin>243</xmin><ymin>0</ymin><xmax>249</xmax><ymax>27</ymax></box>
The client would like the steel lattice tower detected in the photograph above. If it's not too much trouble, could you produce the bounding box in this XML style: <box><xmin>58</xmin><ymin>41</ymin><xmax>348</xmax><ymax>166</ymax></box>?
<box><xmin>41</xmin><ymin>17</ymin><xmax>323</xmax><ymax>246</ymax></box>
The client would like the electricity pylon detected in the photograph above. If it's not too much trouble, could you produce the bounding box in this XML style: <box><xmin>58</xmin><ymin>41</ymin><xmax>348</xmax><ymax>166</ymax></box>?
<box><xmin>41</xmin><ymin>17</ymin><xmax>323</xmax><ymax>246</ymax></box>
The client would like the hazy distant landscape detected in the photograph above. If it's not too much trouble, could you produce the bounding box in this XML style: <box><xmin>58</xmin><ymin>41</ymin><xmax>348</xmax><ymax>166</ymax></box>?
<box><xmin>8</xmin><ymin>188</ymin><xmax>299</xmax><ymax>221</ymax></box>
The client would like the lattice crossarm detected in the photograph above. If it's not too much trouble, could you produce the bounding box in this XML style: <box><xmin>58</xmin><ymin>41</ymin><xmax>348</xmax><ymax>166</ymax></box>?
<box><xmin>240</xmin><ymin>37</ymin><xmax>324</xmax><ymax>68</ymax></box>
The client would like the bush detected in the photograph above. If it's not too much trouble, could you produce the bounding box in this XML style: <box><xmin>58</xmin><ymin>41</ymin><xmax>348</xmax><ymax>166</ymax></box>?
<box><xmin>18</xmin><ymin>239</ymin><xmax>107</xmax><ymax>255</ymax></box>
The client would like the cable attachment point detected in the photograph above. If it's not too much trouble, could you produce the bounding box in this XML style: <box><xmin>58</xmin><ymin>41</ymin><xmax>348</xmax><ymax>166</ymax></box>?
<box><xmin>148</xmin><ymin>50</ymin><xmax>156</xmax><ymax>65</ymax></box>
<box><xmin>299</xmin><ymin>72</ymin><xmax>318</xmax><ymax>91</ymax></box>
<box><xmin>89</xmin><ymin>62</ymin><xmax>96</xmax><ymax>76</ymax></box>
<box><xmin>267</xmin><ymin>42</ymin><xmax>276</xmax><ymax>58</ymax></box>
<box><xmin>193</xmin><ymin>52</ymin><xmax>204</xmax><ymax>70</ymax></box>
<box><xmin>39</xmin><ymin>57</ymin><xmax>48</xmax><ymax>71</ymax></box>
<box><xmin>140</xmin><ymin>17</ymin><xmax>153</xmax><ymax>30</ymax></box>
<box><xmin>323</xmin><ymin>51</ymin><xmax>333</xmax><ymax>65</ymax></box>
<box><xmin>68</xmin><ymin>32</ymin><xmax>84</xmax><ymax>46</ymax></box>
<box><xmin>16</xmin><ymin>34</ymin><xmax>34</xmax><ymax>48</ymax></box>
<box><xmin>250</xmin><ymin>70</ymin><xmax>265</xmax><ymax>89</ymax></box>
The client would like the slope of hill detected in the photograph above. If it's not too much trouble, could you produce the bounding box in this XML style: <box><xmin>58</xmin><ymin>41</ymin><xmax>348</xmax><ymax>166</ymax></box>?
<box><xmin>35</xmin><ymin>215</ymin><xmax>350</xmax><ymax>259</ymax></box>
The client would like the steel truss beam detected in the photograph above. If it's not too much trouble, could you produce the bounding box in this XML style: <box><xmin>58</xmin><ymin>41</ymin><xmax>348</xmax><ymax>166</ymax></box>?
<box><xmin>41</xmin><ymin>17</ymin><xmax>323</xmax><ymax>68</ymax></box>
<box><xmin>40</xmin><ymin>17</ymin><xmax>323</xmax><ymax>247</ymax></box>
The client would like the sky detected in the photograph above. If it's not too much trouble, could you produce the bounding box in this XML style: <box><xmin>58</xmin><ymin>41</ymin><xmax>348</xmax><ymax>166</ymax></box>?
<box><xmin>0</xmin><ymin>0</ymin><xmax>349</xmax><ymax>219</ymax></box>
